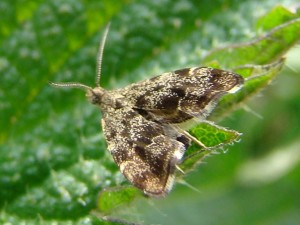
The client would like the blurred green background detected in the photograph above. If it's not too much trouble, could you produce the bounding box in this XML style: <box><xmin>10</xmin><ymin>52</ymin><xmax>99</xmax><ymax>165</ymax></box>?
<box><xmin>1</xmin><ymin>0</ymin><xmax>300</xmax><ymax>224</ymax></box>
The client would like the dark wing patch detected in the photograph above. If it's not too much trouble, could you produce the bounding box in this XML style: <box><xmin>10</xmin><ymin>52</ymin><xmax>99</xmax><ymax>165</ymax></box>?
<box><xmin>101</xmin><ymin>106</ymin><xmax>187</xmax><ymax>197</ymax></box>
<box><xmin>120</xmin><ymin>67</ymin><xmax>244</xmax><ymax>123</ymax></box>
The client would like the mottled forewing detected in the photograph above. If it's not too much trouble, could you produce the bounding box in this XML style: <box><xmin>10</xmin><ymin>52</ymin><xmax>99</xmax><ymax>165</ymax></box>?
<box><xmin>121</xmin><ymin>67</ymin><xmax>244</xmax><ymax>123</ymax></box>
<box><xmin>101</xmin><ymin>106</ymin><xmax>186</xmax><ymax>197</ymax></box>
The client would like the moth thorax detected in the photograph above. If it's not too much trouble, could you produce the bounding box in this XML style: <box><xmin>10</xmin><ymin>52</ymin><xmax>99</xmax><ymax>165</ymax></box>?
<box><xmin>86</xmin><ymin>87</ymin><xmax>105</xmax><ymax>105</ymax></box>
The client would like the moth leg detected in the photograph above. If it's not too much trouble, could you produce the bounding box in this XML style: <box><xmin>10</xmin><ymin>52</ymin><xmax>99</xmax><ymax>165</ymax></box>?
<box><xmin>181</xmin><ymin>130</ymin><xmax>210</xmax><ymax>149</ymax></box>
<box><xmin>177</xmin><ymin>119</ymin><xmax>235</xmax><ymax>149</ymax></box>
<box><xmin>171</xmin><ymin>124</ymin><xmax>213</xmax><ymax>150</ymax></box>
<box><xmin>175</xmin><ymin>165</ymin><xmax>185</xmax><ymax>174</ymax></box>
<box><xmin>163</xmin><ymin>123</ymin><xmax>210</xmax><ymax>149</ymax></box>
<box><xmin>162</xmin><ymin>124</ymin><xmax>191</xmax><ymax>148</ymax></box>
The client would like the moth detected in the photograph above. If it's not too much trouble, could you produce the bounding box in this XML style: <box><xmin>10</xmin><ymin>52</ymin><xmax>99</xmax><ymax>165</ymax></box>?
<box><xmin>50</xmin><ymin>24</ymin><xmax>244</xmax><ymax>197</ymax></box>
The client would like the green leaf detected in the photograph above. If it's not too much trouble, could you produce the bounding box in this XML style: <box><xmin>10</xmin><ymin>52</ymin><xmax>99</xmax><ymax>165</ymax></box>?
<box><xmin>256</xmin><ymin>5</ymin><xmax>297</xmax><ymax>31</ymax></box>
<box><xmin>181</xmin><ymin>123</ymin><xmax>241</xmax><ymax>173</ymax></box>
<box><xmin>203</xmin><ymin>17</ymin><xmax>300</xmax><ymax>67</ymax></box>
<box><xmin>1</xmin><ymin>1</ymin><xmax>300</xmax><ymax>224</ymax></box>
<box><xmin>98</xmin><ymin>186</ymin><xmax>142</xmax><ymax>214</ymax></box>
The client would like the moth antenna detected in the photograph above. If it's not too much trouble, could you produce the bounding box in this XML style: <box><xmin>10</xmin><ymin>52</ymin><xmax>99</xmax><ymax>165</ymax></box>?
<box><xmin>96</xmin><ymin>22</ymin><xmax>111</xmax><ymax>87</ymax></box>
<box><xmin>49</xmin><ymin>81</ymin><xmax>92</xmax><ymax>92</ymax></box>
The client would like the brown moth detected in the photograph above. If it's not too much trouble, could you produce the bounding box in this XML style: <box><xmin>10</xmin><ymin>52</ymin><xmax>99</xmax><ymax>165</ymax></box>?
<box><xmin>50</xmin><ymin>24</ymin><xmax>244</xmax><ymax>197</ymax></box>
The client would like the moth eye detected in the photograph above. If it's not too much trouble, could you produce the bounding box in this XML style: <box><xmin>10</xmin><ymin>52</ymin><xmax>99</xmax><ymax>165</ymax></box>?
<box><xmin>86</xmin><ymin>90</ymin><xmax>101</xmax><ymax>105</ymax></box>
<box><xmin>91</xmin><ymin>95</ymin><xmax>100</xmax><ymax>104</ymax></box>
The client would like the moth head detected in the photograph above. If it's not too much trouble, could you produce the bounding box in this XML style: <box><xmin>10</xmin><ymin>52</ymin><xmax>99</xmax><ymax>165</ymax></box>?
<box><xmin>86</xmin><ymin>87</ymin><xmax>105</xmax><ymax>105</ymax></box>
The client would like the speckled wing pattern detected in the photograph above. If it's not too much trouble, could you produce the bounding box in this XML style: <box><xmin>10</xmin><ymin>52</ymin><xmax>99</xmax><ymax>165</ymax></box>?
<box><xmin>101</xmin><ymin>67</ymin><xmax>243</xmax><ymax>197</ymax></box>
<box><xmin>101</xmin><ymin>106</ymin><xmax>187</xmax><ymax>197</ymax></box>
<box><xmin>122</xmin><ymin>67</ymin><xmax>244</xmax><ymax>124</ymax></box>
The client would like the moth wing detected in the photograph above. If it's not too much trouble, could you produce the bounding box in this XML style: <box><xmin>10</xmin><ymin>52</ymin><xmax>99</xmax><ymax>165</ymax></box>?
<box><xmin>101</xmin><ymin>106</ymin><xmax>186</xmax><ymax>197</ymax></box>
<box><xmin>121</xmin><ymin>67</ymin><xmax>244</xmax><ymax>124</ymax></box>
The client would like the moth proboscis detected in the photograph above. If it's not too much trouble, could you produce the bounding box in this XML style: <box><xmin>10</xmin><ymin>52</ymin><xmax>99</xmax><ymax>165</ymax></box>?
<box><xmin>50</xmin><ymin>24</ymin><xmax>244</xmax><ymax>197</ymax></box>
